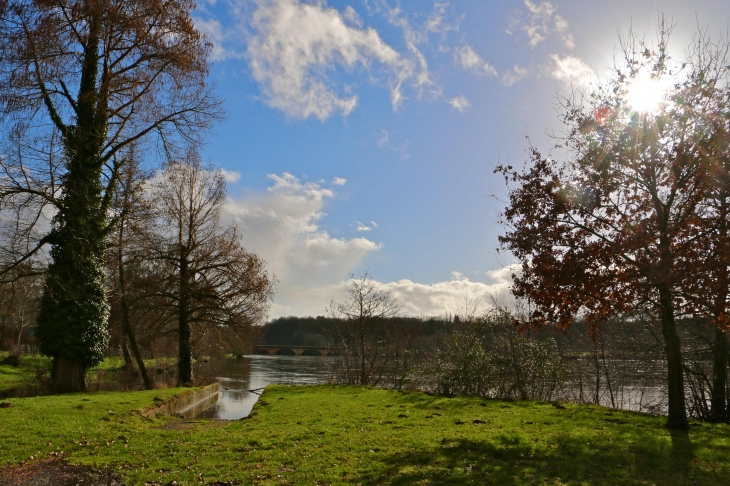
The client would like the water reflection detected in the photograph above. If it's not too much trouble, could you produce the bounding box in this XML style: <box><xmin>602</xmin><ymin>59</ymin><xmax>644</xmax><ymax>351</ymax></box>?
<box><xmin>195</xmin><ymin>355</ymin><xmax>334</xmax><ymax>420</ymax></box>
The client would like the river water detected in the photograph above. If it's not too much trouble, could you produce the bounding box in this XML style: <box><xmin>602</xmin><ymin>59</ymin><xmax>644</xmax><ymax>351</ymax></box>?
<box><xmin>0</xmin><ymin>354</ymin><xmax>673</xmax><ymax>419</ymax></box>
<box><xmin>194</xmin><ymin>355</ymin><xmax>334</xmax><ymax>420</ymax></box>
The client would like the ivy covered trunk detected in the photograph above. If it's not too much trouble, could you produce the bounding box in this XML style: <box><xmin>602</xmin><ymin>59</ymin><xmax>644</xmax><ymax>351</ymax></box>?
<box><xmin>35</xmin><ymin>17</ymin><xmax>110</xmax><ymax>393</ymax></box>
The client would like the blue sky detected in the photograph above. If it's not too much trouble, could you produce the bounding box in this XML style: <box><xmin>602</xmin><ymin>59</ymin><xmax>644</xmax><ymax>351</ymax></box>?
<box><xmin>193</xmin><ymin>0</ymin><xmax>730</xmax><ymax>317</ymax></box>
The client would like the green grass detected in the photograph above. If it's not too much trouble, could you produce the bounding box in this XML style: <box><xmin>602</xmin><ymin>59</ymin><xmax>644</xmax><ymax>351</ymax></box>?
<box><xmin>0</xmin><ymin>353</ymin><xmax>177</xmax><ymax>392</ymax></box>
<box><xmin>0</xmin><ymin>352</ymin><xmax>50</xmax><ymax>391</ymax></box>
<box><xmin>1</xmin><ymin>385</ymin><xmax>729</xmax><ymax>485</ymax></box>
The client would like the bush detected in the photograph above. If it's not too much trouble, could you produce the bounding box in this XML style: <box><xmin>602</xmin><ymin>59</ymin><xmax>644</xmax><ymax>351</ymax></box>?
<box><xmin>421</xmin><ymin>312</ymin><xmax>565</xmax><ymax>401</ymax></box>
<box><xmin>1</xmin><ymin>355</ymin><xmax>20</xmax><ymax>367</ymax></box>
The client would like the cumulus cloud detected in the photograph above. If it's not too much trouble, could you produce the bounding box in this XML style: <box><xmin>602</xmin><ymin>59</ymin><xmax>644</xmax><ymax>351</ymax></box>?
<box><xmin>284</xmin><ymin>265</ymin><xmax>520</xmax><ymax>318</ymax></box>
<box><xmin>224</xmin><ymin>172</ymin><xmax>520</xmax><ymax>318</ymax></box>
<box><xmin>548</xmin><ymin>54</ymin><xmax>594</xmax><ymax>86</ymax></box>
<box><xmin>225</xmin><ymin>173</ymin><xmax>382</xmax><ymax>316</ymax></box>
<box><xmin>509</xmin><ymin>0</ymin><xmax>574</xmax><ymax>49</ymax></box>
<box><xmin>331</xmin><ymin>177</ymin><xmax>347</xmax><ymax>186</ymax></box>
<box><xmin>454</xmin><ymin>45</ymin><xmax>497</xmax><ymax>76</ymax></box>
<box><xmin>448</xmin><ymin>95</ymin><xmax>470</xmax><ymax>113</ymax></box>
<box><xmin>246</xmin><ymin>0</ymin><xmax>432</xmax><ymax>120</ymax></box>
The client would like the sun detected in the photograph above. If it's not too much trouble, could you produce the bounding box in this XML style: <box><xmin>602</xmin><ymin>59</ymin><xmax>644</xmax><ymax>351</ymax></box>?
<box><xmin>625</xmin><ymin>71</ymin><xmax>670</xmax><ymax>113</ymax></box>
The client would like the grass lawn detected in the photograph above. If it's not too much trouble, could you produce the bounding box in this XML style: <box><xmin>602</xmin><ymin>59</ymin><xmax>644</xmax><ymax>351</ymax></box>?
<box><xmin>0</xmin><ymin>353</ymin><xmax>50</xmax><ymax>392</ymax></box>
<box><xmin>0</xmin><ymin>353</ymin><xmax>178</xmax><ymax>393</ymax></box>
<box><xmin>0</xmin><ymin>385</ymin><xmax>729</xmax><ymax>485</ymax></box>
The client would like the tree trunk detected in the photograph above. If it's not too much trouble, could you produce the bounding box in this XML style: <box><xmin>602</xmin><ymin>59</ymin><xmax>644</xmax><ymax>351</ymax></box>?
<box><xmin>121</xmin><ymin>341</ymin><xmax>133</xmax><ymax>370</ymax></box>
<box><xmin>178</xmin><ymin>316</ymin><xmax>192</xmax><ymax>386</ymax></box>
<box><xmin>711</xmin><ymin>325</ymin><xmax>728</xmax><ymax>422</ymax></box>
<box><xmin>117</xmin><ymin>217</ymin><xmax>153</xmax><ymax>389</ymax></box>
<box><xmin>51</xmin><ymin>356</ymin><xmax>85</xmax><ymax>393</ymax></box>
<box><xmin>122</xmin><ymin>306</ymin><xmax>153</xmax><ymax>390</ymax></box>
<box><xmin>178</xmin><ymin>258</ymin><xmax>193</xmax><ymax>386</ymax></box>
<box><xmin>359</xmin><ymin>318</ymin><xmax>367</xmax><ymax>385</ymax></box>
<box><xmin>37</xmin><ymin>16</ymin><xmax>110</xmax><ymax>393</ymax></box>
<box><xmin>659</xmin><ymin>288</ymin><xmax>689</xmax><ymax>430</ymax></box>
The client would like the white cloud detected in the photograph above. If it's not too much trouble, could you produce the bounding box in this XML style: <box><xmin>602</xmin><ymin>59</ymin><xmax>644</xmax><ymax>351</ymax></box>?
<box><xmin>425</xmin><ymin>2</ymin><xmax>461</xmax><ymax>35</ymax></box>
<box><xmin>353</xmin><ymin>221</ymin><xmax>375</xmax><ymax>232</ymax></box>
<box><xmin>224</xmin><ymin>174</ymin><xmax>521</xmax><ymax>318</ymax></box>
<box><xmin>331</xmin><ymin>177</ymin><xmax>347</xmax><ymax>186</ymax></box>
<box><xmin>448</xmin><ymin>95</ymin><xmax>470</xmax><ymax>113</ymax></box>
<box><xmin>454</xmin><ymin>45</ymin><xmax>497</xmax><ymax>76</ymax></box>
<box><xmin>283</xmin><ymin>265</ymin><xmax>519</xmax><ymax>318</ymax></box>
<box><xmin>226</xmin><ymin>174</ymin><xmax>381</xmax><ymax>309</ymax></box>
<box><xmin>548</xmin><ymin>54</ymin><xmax>594</xmax><ymax>86</ymax></box>
<box><xmin>193</xmin><ymin>16</ymin><xmax>244</xmax><ymax>62</ymax></box>
<box><xmin>221</xmin><ymin>169</ymin><xmax>242</xmax><ymax>183</ymax></box>
<box><xmin>367</xmin><ymin>0</ymin><xmax>440</xmax><ymax>105</ymax></box>
<box><xmin>501</xmin><ymin>65</ymin><xmax>530</xmax><ymax>86</ymax></box>
<box><xmin>246</xmin><ymin>0</ymin><xmax>432</xmax><ymax>120</ymax></box>
<box><xmin>510</xmin><ymin>0</ymin><xmax>574</xmax><ymax>49</ymax></box>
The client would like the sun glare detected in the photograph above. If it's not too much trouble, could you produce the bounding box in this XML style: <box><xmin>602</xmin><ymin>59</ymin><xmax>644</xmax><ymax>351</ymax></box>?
<box><xmin>625</xmin><ymin>72</ymin><xmax>670</xmax><ymax>113</ymax></box>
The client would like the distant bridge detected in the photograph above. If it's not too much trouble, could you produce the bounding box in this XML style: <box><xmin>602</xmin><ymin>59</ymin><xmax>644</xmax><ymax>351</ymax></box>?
<box><xmin>253</xmin><ymin>344</ymin><xmax>338</xmax><ymax>356</ymax></box>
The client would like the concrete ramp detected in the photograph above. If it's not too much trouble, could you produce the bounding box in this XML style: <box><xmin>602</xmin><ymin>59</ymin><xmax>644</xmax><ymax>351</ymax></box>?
<box><xmin>143</xmin><ymin>383</ymin><xmax>219</xmax><ymax>419</ymax></box>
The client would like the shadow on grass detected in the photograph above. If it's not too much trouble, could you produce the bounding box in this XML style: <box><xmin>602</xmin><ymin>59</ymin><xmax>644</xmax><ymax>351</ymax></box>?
<box><xmin>669</xmin><ymin>429</ymin><xmax>695</xmax><ymax>476</ymax></box>
<box><xmin>359</xmin><ymin>427</ymin><xmax>716</xmax><ymax>486</ymax></box>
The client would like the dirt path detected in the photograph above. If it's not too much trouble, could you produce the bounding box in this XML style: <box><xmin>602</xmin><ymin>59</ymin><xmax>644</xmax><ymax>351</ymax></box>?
<box><xmin>0</xmin><ymin>458</ymin><xmax>120</xmax><ymax>486</ymax></box>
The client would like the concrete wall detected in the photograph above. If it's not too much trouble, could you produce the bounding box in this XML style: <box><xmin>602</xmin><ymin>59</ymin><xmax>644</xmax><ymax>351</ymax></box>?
<box><xmin>143</xmin><ymin>383</ymin><xmax>219</xmax><ymax>419</ymax></box>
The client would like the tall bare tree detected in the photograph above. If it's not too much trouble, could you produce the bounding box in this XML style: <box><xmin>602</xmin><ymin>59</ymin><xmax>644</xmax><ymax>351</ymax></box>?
<box><xmin>150</xmin><ymin>155</ymin><xmax>276</xmax><ymax>386</ymax></box>
<box><xmin>327</xmin><ymin>272</ymin><xmax>405</xmax><ymax>386</ymax></box>
<box><xmin>0</xmin><ymin>0</ymin><xmax>223</xmax><ymax>391</ymax></box>
<box><xmin>106</xmin><ymin>155</ymin><xmax>154</xmax><ymax>389</ymax></box>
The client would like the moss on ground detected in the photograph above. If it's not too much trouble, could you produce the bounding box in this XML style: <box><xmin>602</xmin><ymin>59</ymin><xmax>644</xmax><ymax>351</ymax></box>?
<box><xmin>0</xmin><ymin>385</ymin><xmax>729</xmax><ymax>485</ymax></box>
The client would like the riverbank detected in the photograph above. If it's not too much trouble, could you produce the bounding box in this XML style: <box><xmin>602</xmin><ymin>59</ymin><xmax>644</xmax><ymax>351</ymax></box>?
<box><xmin>1</xmin><ymin>385</ymin><xmax>729</xmax><ymax>485</ymax></box>
<box><xmin>0</xmin><ymin>353</ymin><xmax>179</xmax><ymax>396</ymax></box>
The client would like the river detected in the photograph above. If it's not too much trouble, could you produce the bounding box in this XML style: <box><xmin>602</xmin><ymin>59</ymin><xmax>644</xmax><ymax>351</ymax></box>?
<box><xmin>194</xmin><ymin>355</ymin><xmax>335</xmax><ymax>420</ymax></box>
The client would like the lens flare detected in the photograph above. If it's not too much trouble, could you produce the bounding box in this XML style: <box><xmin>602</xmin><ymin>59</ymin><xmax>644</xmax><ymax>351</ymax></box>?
<box><xmin>625</xmin><ymin>72</ymin><xmax>669</xmax><ymax>113</ymax></box>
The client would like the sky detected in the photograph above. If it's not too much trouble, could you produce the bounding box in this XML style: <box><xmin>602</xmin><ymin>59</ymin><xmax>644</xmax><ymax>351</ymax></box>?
<box><xmin>192</xmin><ymin>0</ymin><xmax>730</xmax><ymax>318</ymax></box>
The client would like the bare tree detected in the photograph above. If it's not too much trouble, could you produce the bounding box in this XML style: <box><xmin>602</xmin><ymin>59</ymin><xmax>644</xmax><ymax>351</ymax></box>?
<box><xmin>0</xmin><ymin>0</ymin><xmax>223</xmax><ymax>392</ymax></box>
<box><xmin>149</xmin><ymin>154</ymin><xmax>276</xmax><ymax>386</ymax></box>
<box><xmin>0</xmin><ymin>261</ymin><xmax>43</xmax><ymax>351</ymax></box>
<box><xmin>106</xmin><ymin>155</ymin><xmax>155</xmax><ymax>389</ymax></box>
<box><xmin>327</xmin><ymin>272</ymin><xmax>405</xmax><ymax>386</ymax></box>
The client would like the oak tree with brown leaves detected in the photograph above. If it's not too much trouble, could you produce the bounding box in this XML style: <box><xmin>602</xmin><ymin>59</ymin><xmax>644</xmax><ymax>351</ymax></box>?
<box><xmin>498</xmin><ymin>25</ymin><xmax>730</xmax><ymax>429</ymax></box>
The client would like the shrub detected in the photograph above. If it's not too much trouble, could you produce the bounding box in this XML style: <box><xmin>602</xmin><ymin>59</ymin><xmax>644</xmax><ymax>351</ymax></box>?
<box><xmin>1</xmin><ymin>355</ymin><xmax>20</xmax><ymax>367</ymax></box>
<box><xmin>422</xmin><ymin>312</ymin><xmax>565</xmax><ymax>401</ymax></box>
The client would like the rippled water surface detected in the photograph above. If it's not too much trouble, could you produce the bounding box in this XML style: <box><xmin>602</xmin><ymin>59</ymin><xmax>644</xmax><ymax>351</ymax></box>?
<box><xmin>195</xmin><ymin>355</ymin><xmax>334</xmax><ymax>420</ymax></box>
